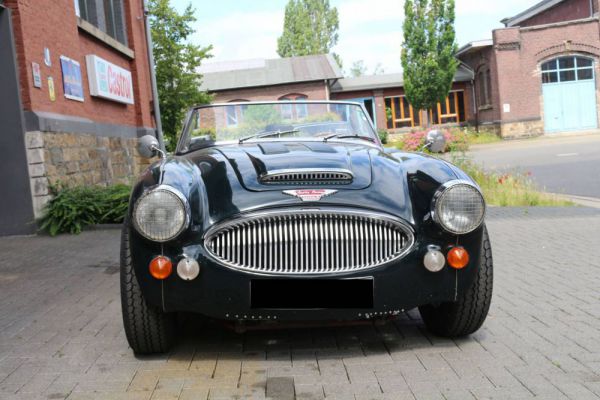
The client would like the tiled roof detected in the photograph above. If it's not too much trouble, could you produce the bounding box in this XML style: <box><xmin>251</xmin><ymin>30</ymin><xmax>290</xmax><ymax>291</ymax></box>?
<box><xmin>330</xmin><ymin>64</ymin><xmax>474</xmax><ymax>93</ymax></box>
<box><xmin>199</xmin><ymin>54</ymin><xmax>344</xmax><ymax>92</ymax></box>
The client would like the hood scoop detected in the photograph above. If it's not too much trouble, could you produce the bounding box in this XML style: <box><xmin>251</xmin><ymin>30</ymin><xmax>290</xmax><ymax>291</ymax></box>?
<box><xmin>260</xmin><ymin>168</ymin><xmax>354</xmax><ymax>185</ymax></box>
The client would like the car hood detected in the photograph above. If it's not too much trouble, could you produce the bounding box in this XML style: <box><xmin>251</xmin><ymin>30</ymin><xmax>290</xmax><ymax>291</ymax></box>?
<box><xmin>141</xmin><ymin>141</ymin><xmax>468</xmax><ymax>232</ymax></box>
<box><xmin>213</xmin><ymin>142</ymin><xmax>372</xmax><ymax>190</ymax></box>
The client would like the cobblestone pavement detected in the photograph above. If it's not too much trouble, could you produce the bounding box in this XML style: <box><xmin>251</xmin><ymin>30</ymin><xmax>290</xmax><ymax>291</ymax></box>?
<box><xmin>1</xmin><ymin>208</ymin><xmax>600</xmax><ymax>400</ymax></box>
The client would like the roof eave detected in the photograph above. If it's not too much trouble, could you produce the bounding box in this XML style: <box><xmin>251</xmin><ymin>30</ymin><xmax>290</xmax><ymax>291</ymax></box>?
<box><xmin>501</xmin><ymin>0</ymin><xmax>566</xmax><ymax>27</ymax></box>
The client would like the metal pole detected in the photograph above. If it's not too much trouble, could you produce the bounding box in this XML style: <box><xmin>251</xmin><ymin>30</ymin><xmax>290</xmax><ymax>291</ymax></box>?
<box><xmin>142</xmin><ymin>0</ymin><xmax>165</xmax><ymax>151</ymax></box>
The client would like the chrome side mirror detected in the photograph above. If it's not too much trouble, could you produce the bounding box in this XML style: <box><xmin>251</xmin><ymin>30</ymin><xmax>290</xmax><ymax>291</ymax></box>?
<box><xmin>137</xmin><ymin>135</ymin><xmax>165</xmax><ymax>159</ymax></box>
<box><xmin>424</xmin><ymin>130</ymin><xmax>446</xmax><ymax>153</ymax></box>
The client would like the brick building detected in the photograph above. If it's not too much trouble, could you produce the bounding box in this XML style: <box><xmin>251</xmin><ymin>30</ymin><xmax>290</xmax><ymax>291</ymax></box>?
<box><xmin>1</xmin><ymin>0</ymin><xmax>157</xmax><ymax>235</ymax></box>
<box><xmin>459</xmin><ymin>0</ymin><xmax>600</xmax><ymax>137</ymax></box>
<box><xmin>200</xmin><ymin>54</ymin><xmax>476</xmax><ymax>135</ymax></box>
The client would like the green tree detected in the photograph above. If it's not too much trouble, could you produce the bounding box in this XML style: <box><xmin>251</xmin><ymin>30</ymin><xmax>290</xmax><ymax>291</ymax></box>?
<box><xmin>401</xmin><ymin>0</ymin><xmax>458</xmax><ymax>125</ymax></box>
<box><xmin>349</xmin><ymin>60</ymin><xmax>367</xmax><ymax>77</ymax></box>
<box><xmin>348</xmin><ymin>60</ymin><xmax>385</xmax><ymax>77</ymax></box>
<box><xmin>277</xmin><ymin>0</ymin><xmax>342</xmax><ymax>68</ymax></box>
<box><xmin>148</xmin><ymin>0</ymin><xmax>212</xmax><ymax>150</ymax></box>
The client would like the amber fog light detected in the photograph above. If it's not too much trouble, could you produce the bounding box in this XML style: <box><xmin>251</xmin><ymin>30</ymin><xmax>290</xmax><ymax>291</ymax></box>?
<box><xmin>149</xmin><ymin>256</ymin><xmax>172</xmax><ymax>279</ymax></box>
<box><xmin>423</xmin><ymin>247</ymin><xmax>445</xmax><ymax>272</ymax></box>
<box><xmin>447</xmin><ymin>247</ymin><xmax>469</xmax><ymax>269</ymax></box>
<box><xmin>177</xmin><ymin>257</ymin><xmax>200</xmax><ymax>281</ymax></box>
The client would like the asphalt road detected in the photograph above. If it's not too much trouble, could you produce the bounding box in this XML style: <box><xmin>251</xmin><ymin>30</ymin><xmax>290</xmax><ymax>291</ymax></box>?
<box><xmin>466</xmin><ymin>134</ymin><xmax>600</xmax><ymax>199</ymax></box>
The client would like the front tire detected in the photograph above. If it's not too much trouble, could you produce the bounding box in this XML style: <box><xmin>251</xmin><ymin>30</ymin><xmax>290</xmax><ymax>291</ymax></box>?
<box><xmin>419</xmin><ymin>226</ymin><xmax>493</xmax><ymax>337</ymax></box>
<box><xmin>120</xmin><ymin>220</ymin><xmax>176</xmax><ymax>354</ymax></box>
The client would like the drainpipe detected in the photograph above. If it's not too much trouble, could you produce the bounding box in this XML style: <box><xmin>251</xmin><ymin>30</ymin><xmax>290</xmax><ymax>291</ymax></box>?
<box><xmin>142</xmin><ymin>0</ymin><xmax>165</xmax><ymax>152</ymax></box>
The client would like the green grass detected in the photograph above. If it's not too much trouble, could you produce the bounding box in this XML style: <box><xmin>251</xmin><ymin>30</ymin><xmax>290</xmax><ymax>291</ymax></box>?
<box><xmin>451</xmin><ymin>156</ymin><xmax>573</xmax><ymax>207</ymax></box>
<box><xmin>466</xmin><ymin>130</ymin><xmax>502</xmax><ymax>146</ymax></box>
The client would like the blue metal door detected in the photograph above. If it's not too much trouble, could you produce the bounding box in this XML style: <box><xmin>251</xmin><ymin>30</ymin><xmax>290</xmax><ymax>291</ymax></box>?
<box><xmin>348</xmin><ymin>97</ymin><xmax>376</xmax><ymax>128</ymax></box>
<box><xmin>542</xmin><ymin>56</ymin><xmax>598</xmax><ymax>133</ymax></box>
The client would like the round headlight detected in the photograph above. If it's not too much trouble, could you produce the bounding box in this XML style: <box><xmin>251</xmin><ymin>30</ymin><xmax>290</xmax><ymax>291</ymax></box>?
<box><xmin>133</xmin><ymin>186</ymin><xmax>189</xmax><ymax>242</ymax></box>
<box><xmin>432</xmin><ymin>180</ymin><xmax>485</xmax><ymax>235</ymax></box>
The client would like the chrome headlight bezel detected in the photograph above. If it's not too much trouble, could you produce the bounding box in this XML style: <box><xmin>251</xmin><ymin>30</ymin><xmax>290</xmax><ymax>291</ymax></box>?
<box><xmin>431</xmin><ymin>180</ymin><xmax>486</xmax><ymax>235</ymax></box>
<box><xmin>132</xmin><ymin>185</ymin><xmax>190</xmax><ymax>242</ymax></box>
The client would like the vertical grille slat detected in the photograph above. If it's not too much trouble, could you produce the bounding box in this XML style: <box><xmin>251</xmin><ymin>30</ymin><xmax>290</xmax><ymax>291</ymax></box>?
<box><xmin>206</xmin><ymin>210</ymin><xmax>413</xmax><ymax>274</ymax></box>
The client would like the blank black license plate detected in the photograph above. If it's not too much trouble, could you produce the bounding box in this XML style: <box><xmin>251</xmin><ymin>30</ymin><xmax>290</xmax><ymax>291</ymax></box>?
<box><xmin>251</xmin><ymin>279</ymin><xmax>373</xmax><ymax>309</ymax></box>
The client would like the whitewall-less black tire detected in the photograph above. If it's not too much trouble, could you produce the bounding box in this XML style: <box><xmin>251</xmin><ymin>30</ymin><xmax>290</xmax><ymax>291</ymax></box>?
<box><xmin>419</xmin><ymin>226</ymin><xmax>493</xmax><ymax>337</ymax></box>
<box><xmin>120</xmin><ymin>219</ymin><xmax>176</xmax><ymax>354</ymax></box>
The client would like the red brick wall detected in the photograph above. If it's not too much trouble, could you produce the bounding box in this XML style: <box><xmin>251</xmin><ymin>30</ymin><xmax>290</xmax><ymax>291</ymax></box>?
<box><xmin>493</xmin><ymin>19</ymin><xmax>600</xmax><ymax>131</ymax></box>
<box><xmin>519</xmin><ymin>0</ymin><xmax>593</xmax><ymax>27</ymax></box>
<box><xmin>212</xmin><ymin>81</ymin><xmax>329</xmax><ymax>103</ymax></box>
<box><xmin>459</xmin><ymin>47</ymin><xmax>501</xmax><ymax>125</ymax></box>
<box><xmin>6</xmin><ymin>0</ymin><xmax>154</xmax><ymax>129</ymax></box>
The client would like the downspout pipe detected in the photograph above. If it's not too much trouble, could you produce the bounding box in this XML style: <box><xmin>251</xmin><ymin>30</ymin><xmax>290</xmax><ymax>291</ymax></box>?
<box><xmin>142</xmin><ymin>0</ymin><xmax>165</xmax><ymax>152</ymax></box>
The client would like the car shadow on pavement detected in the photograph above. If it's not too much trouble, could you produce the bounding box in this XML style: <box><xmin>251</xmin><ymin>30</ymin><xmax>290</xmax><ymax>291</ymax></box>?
<box><xmin>135</xmin><ymin>309</ymin><xmax>477</xmax><ymax>364</ymax></box>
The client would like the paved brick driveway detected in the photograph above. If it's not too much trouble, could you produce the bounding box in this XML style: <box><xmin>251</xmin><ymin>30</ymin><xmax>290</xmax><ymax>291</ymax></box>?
<box><xmin>1</xmin><ymin>208</ymin><xmax>600</xmax><ymax>400</ymax></box>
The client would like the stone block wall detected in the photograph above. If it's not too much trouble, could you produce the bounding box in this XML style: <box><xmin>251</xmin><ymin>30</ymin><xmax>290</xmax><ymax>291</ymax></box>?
<box><xmin>25</xmin><ymin>131</ymin><xmax>151</xmax><ymax>218</ymax></box>
<box><xmin>500</xmin><ymin>120</ymin><xmax>544</xmax><ymax>138</ymax></box>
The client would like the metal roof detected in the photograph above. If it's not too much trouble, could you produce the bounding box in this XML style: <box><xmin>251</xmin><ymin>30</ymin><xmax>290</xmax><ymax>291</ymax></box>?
<box><xmin>501</xmin><ymin>0</ymin><xmax>567</xmax><ymax>27</ymax></box>
<box><xmin>456</xmin><ymin>39</ymin><xmax>494</xmax><ymax>57</ymax></box>
<box><xmin>330</xmin><ymin>64</ymin><xmax>474</xmax><ymax>93</ymax></box>
<box><xmin>199</xmin><ymin>54</ymin><xmax>344</xmax><ymax>92</ymax></box>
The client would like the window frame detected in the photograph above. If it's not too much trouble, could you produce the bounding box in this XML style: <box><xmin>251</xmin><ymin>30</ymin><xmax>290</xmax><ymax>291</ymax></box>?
<box><xmin>78</xmin><ymin>0</ymin><xmax>128</xmax><ymax>46</ymax></box>
<box><xmin>385</xmin><ymin>95</ymin><xmax>418</xmax><ymax>129</ymax></box>
<box><xmin>541</xmin><ymin>56</ymin><xmax>595</xmax><ymax>84</ymax></box>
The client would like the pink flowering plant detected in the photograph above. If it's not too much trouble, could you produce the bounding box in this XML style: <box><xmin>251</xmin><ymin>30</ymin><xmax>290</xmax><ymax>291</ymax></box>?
<box><xmin>395</xmin><ymin>128</ymin><xmax>469</xmax><ymax>153</ymax></box>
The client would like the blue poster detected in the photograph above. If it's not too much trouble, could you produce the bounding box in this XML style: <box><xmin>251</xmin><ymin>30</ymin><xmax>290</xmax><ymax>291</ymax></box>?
<box><xmin>60</xmin><ymin>56</ymin><xmax>84</xmax><ymax>102</ymax></box>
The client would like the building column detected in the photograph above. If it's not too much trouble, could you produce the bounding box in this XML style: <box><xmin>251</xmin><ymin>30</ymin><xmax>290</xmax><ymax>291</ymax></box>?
<box><xmin>373</xmin><ymin>90</ymin><xmax>387</xmax><ymax>131</ymax></box>
<box><xmin>0</xmin><ymin>5</ymin><xmax>36</xmax><ymax>235</ymax></box>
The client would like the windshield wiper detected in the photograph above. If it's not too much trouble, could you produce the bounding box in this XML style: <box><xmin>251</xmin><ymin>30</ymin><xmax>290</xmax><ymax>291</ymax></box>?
<box><xmin>323</xmin><ymin>133</ymin><xmax>376</xmax><ymax>143</ymax></box>
<box><xmin>239</xmin><ymin>129</ymin><xmax>300</xmax><ymax>143</ymax></box>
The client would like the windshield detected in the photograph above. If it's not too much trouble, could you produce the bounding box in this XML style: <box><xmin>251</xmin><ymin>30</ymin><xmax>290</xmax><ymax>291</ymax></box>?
<box><xmin>178</xmin><ymin>101</ymin><xmax>378</xmax><ymax>151</ymax></box>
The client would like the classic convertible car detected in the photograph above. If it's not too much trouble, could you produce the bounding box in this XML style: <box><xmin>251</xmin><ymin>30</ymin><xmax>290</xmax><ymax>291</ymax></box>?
<box><xmin>121</xmin><ymin>101</ymin><xmax>493</xmax><ymax>354</ymax></box>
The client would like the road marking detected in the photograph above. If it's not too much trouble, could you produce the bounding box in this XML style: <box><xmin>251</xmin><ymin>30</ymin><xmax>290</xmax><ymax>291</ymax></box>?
<box><xmin>557</xmin><ymin>153</ymin><xmax>579</xmax><ymax>157</ymax></box>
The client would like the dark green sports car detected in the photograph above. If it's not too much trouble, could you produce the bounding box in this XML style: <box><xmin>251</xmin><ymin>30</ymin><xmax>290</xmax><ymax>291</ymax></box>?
<box><xmin>121</xmin><ymin>101</ymin><xmax>493</xmax><ymax>354</ymax></box>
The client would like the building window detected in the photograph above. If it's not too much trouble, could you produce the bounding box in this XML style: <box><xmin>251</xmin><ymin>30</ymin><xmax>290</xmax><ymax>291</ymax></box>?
<box><xmin>78</xmin><ymin>0</ymin><xmax>128</xmax><ymax>45</ymax></box>
<box><xmin>429</xmin><ymin>91</ymin><xmax>466</xmax><ymax>125</ymax></box>
<box><xmin>477</xmin><ymin>69</ymin><xmax>492</xmax><ymax>107</ymax></box>
<box><xmin>224</xmin><ymin>100</ymin><xmax>249</xmax><ymax>126</ymax></box>
<box><xmin>385</xmin><ymin>92</ymin><xmax>465</xmax><ymax>129</ymax></box>
<box><xmin>385</xmin><ymin>96</ymin><xmax>419</xmax><ymax>129</ymax></box>
<box><xmin>226</xmin><ymin>105</ymin><xmax>238</xmax><ymax>126</ymax></box>
<box><xmin>295</xmin><ymin>95</ymin><xmax>308</xmax><ymax>119</ymax></box>
<box><xmin>279</xmin><ymin>94</ymin><xmax>308</xmax><ymax>120</ymax></box>
<box><xmin>542</xmin><ymin>56</ymin><xmax>594</xmax><ymax>84</ymax></box>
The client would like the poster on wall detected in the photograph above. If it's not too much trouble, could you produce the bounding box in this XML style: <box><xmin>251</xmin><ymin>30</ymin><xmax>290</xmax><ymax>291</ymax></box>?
<box><xmin>32</xmin><ymin>62</ymin><xmax>42</xmax><ymax>88</ymax></box>
<box><xmin>60</xmin><ymin>56</ymin><xmax>84</xmax><ymax>102</ymax></box>
<box><xmin>85</xmin><ymin>55</ymin><xmax>135</xmax><ymax>105</ymax></box>
<box><xmin>48</xmin><ymin>77</ymin><xmax>56</xmax><ymax>102</ymax></box>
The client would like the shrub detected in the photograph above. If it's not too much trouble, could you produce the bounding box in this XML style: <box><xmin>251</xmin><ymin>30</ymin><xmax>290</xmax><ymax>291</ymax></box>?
<box><xmin>377</xmin><ymin>129</ymin><xmax>389</xmax><ymax>144</ymax></box>
<box><xmin>395</xmin><ymin>128</ymin><xmax>472</xmax><ymax>153</ymax></box>
<box><xmin>40</xmin><ymin>184</ymin><xmax>131</xmax><ymax>236</ymax></box>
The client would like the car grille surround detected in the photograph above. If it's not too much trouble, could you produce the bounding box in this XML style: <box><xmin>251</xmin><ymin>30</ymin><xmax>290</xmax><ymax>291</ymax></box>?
<box><xmin>204</xmin><ymin>209</ymin><xmax>414</xmax><ymax>275</ymax></box>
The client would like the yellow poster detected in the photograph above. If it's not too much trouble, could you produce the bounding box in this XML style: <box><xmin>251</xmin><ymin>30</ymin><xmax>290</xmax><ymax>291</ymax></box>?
<box><xmin>48</xmin><ymin>77</ymin><xmax>56</xmax><ymax>102</ymax></box>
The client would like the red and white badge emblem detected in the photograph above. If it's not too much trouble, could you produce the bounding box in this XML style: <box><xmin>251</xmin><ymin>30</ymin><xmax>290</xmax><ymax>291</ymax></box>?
<box><xmin>283</xmin><ymin>189</ymin><xmax>338</xmax><ymax>202</ymax></box>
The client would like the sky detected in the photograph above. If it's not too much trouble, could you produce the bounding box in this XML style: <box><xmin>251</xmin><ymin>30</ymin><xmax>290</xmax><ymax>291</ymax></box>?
<box><xmin>171</xmin><ymin>0</ymin><xmax>541</xmax><ymax>75</ymax></box>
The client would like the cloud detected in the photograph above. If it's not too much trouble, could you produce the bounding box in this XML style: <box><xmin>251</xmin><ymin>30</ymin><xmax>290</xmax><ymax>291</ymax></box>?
<box><xmin>193</xmin><ymin>10</ymin><xmax>284</xmax><ymax>61</ymax></box>
<box><xmin>193</xmin><ymin>0</ymin><xmax>539</xmax><ymax>76</ymax></box>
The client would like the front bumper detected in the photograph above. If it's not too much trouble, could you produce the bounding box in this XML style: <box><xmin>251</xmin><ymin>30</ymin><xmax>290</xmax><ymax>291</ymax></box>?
<box><xmin>130</xmin><ymin>226</ymin><xmax>484</xmax><ymax>321</ymax></box>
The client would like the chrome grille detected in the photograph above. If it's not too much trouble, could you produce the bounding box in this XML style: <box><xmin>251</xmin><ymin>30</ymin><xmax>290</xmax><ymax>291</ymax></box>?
<box><xmin>260</xmin><ymin>169</ymin><xmax>353</xmax><ymax>185</ymax></box>
<box><xmin>205</xmin><ymin>210</ymin><xmax>414</xmax><ymax>274</ymax></box>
